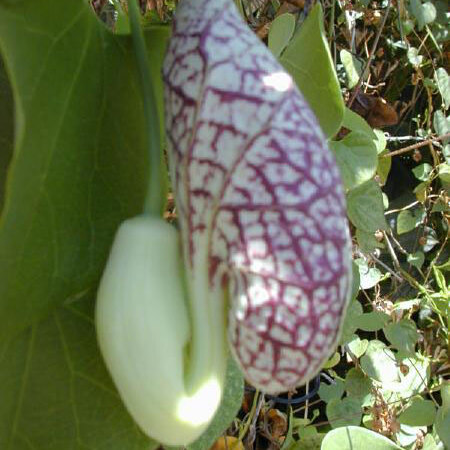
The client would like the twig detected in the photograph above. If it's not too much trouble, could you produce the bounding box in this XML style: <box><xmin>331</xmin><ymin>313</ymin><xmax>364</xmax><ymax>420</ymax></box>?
<box><xmin>348</xmin><ymin>1</ymin><xmax>391</xmax><ymax>108</ymax></box>
<box><xmin>382</xmin><ymin>132</ymin><xmax>450</xmax><ymax>158</ymax></box>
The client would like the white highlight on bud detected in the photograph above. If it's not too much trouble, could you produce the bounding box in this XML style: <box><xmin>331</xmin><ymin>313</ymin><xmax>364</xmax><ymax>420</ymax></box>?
<box><xmin>262</xmin><ymin>72</ymin><xmax>293</xmax><ymax>92</ymax></box>
<box><xmin>96</xmin><ymin>216</ymin><xmax>226</xmax><ymax>446</ymax></box>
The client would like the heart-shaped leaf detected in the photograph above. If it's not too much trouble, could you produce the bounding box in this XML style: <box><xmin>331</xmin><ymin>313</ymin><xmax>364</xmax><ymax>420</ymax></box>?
<box><xmin>0</xmin><ymin>0</ymin><xmax>170</xmax><ymax>343</ymax></box>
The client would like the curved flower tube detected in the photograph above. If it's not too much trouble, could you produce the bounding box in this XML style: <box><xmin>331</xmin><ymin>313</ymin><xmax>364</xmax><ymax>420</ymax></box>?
<box><xmin>97</xmin><ymin>0</ymin><xmax>352</xmax><ymax>446</ymax></box>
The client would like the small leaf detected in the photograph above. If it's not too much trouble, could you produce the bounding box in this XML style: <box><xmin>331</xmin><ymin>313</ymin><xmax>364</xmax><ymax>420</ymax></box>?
<box><xmin>412</xmin><ymin>163</ymin><xmax>433</xmax><ymax>181</ymax></box>
<box><xmin>407</xmin><ymin>251</ymin><xmax>425</xmax><ymax>269</ymax></box>
<box><xmin>321</xmin><ymin>426</ymin><xmax>402</xmax><ymax>450</ymax></box>
<box><xmin>280</xmin><ymin>4</ymin><xmax>344</xmax><ymax>137</ymax></box>
<box><xmin>407</xmin><ymin>47</ymin><xmax>423</xmax><ymax>67</ymax></box>
<box><xmin>347</xmin><ymin>180</ymin><xmax>388</xmax><ymax>232</ymax></box>
<box><xmin>323</xmin><ymin>352</ymin><xmax>341</xmax><ymax>369</ymax></box>
<box><xmin>438</xmin><ymin>163</ymin><xmax>450</xmax><ymax>184</ymax></box>
<box><xmin>354</xmin><ymin>258</ymin><xmax>383</xmax><ymax>290</ymax></box>
<box><xmin>355</xmin><ymin>311</ymin><xmax>390</xmax><ymax>332</ymax></box>
<box><xmin>345</xmin><ymin>368</ymin><xmax>372</xmax><ymax>404</ymax></box>
<box><xmin>269</xmin><ymin>13</ymin><xmax>296</xmax><ymax>58</ymax></box>
<box><xmin>342</xmin><ymin>108</ymin><xmax>376</xmax><ymax>138</ymax></box>
<box><xmin>340</xmin><ymin>49</ymin><xmax>363</xmax><ymax>89</ymax></box>
<box><xmin>330</xmin><ymin>131</ymin><xmax>378</xmax><ymax>190</ymax></box>
<box><xmin>396</xmin><ymin>207</ymin><xmax>426</xmax><ymax>234</ymax></box>
<box><xmin>398</xmin><ymin>397</ymin><xmax>436</xmax><ymax>426</ymax></box>
<box><xmin>384</xmin><ymin>319</ymin><xmax>419</xmax><ymax>356</ymax></box>
<box><xmin>360</xmin><ymin>340</ymin><xmax>400</xmax><ymax>383</ymax></box>
<box><xmin>356</xmin><ymin>229</ymin><xmax>383</xmax><ymax>254</ymax></box>
<box><xmin>319</xmin><ymin>379</ymin><xmax>345</xmax><ymax>403</ymax></box>
<box><xmin>410</xmin><ymin>0</ymin><xmax>437</xmax><ymax>30</ymax></box>
<box><xmin>339</xmin><ymin>300</ymin><xmax>364</xmax><ymax>345</ymax></box>
<box><xmin>326</xmin><ymin>397</ymin><xmax>362</xmax><ymax>428</ymax></box>
<box><xmin>435</xmin><ymin>68</ymin><xmax>450</xmax><ymax>110</ymax></box>
<box><xmin>433</xmin><ymin>111</ymin><xmax>450</xmax><ymax>144</ymax></box>
<box><xmin>377</xmin><ymin>152</ymin><xmax>392</xmax><ymax>186</ymax></box>
<box><xmin>346</xmin><ymin>335</ymin><xmax>369</xmax><ymax>358</ymax></box>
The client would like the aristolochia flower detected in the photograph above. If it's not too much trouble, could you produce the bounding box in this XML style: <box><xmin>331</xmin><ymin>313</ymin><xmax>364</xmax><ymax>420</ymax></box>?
<box><xmin>96</xmin><ymin>0</ymin><xmax>352</xmax><ymax>446</ymax></box>
<box><xmin>163</xmin><ymin>0</ymin><xmax>352</xmax><ymax>394</ymax></box>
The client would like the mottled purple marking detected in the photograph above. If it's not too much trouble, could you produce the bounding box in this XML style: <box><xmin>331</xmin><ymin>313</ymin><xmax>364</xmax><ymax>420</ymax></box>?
<box><xmin>163</xmin><ymin>0</ymin><xmax>352</xmax><ymax>394</ymax></box>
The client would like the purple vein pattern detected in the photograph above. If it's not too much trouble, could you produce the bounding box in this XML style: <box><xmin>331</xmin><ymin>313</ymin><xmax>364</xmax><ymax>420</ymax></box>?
<box><xmin>163</xmin><ymin>0</ymin><xmax>352</xmax><ymax>394</ymax></box>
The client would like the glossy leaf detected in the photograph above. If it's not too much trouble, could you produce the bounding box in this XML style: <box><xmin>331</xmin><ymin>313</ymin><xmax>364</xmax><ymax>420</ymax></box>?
<box><xmin>321</xmin><ymin>426</ymin><xmax>402</xmax><ymax>450</ymax></box>
<box><xmin>163</xmin><ymin>0</ymin><xmax>352</xmax><ymax>394</ymax></box>
<box><xmin>269</xmin><ymin>13</ymin><xmax>296</xmax><ymax>58</ymax></box>
<box><xmin>347</xmin><ymin>180</ymin><xmax>388</xmax><ymax>232</ymax></box>
<box><xmin>0</xmin><ymin>0</ymin><xmax>169</xmax><ymax>342</ymax></box>
<box><xmin>0</xmin><ymin>297</ymin><xmax>155</xmax><ymax>449</ymax></box>
<box><xmin>330</xmin><ymin>131</ymin><xmax>378</xmax><ymax>191</ymax></box>
<box><xmin>280</xmin><ymin>4</ymin><xmax>344</xmax><ymax>137</ymax></box>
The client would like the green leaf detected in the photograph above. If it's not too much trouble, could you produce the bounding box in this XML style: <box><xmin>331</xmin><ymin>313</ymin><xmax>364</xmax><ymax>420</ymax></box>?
<box><xmin>330</xmin><ymin>131</ymin><xmax>378</xmax><ymax>191</ymax></box>
<box><xmin>0</xmin><ymin>0</ymin><xmax>170</xmax><ymax>342</ymax></box>
<box><xmin>339</xmin><ymin>300</ymin><xmax>363</xmax><ymax>345</ymax></box>
<box><xmin>0</xmin><ymin>56</ymin><xmax>14</xmax><ymax>214</ymax></box>
<box><xmin>360</xmin><ymin>340</ymin><xmax>400</xmax><ymax>383</ymax></box>
<box><xmin>279</xmin><ymin>4</ymin><xmax>344</xmax><ymax>138</ymax></box>
<box><xmin>342</xmin><ymin>108</ymin><xmax>376</xmax><ymax>139</ymax></box>
<box><xmin>436</xmin><ymin>407</ymin><xmax>450</xmax><ymax>448</ymax></box>
<box><xmin>0</xmin><ymin>297</ymin><xmax>156</xmax><ymax>449</ymax></box>
<box><xmin>434</xmin><ymin>67</ymin><xmax>450</xmax><ymax>110</ymax></box>
<box><xmin>412</xmin><ymin>163</ymin><xmax>433</xmax><ymax>181</ymax></box>
<box><xmin>347</xmin><ymin>180</ymin><xmax>388</xmax><ymax>232</ymax></box>
<box><xmin>187</xmin><ymin>357</ymin><xmax>244</xmax><ymax>450</ymax></box>
<box><xmin>340</xmin><ymin>49</ymin><xmax>363</xmax><ymax>89</ymax></box>
<box><xmin>345</xmin><ymin>368</ymin><xmax>372</xmax><ymax>403</ymax></box>
<box><xmin>355</xmin><ymin>311</ymin><xmax>390</xmax><ymax>332</ymax></box>
<box><xmin>346</xmin><ymin>335</ymin><xmax>369</xmax><ymax>359</ymax></box>
<box><xmin>410</xmin><ymin>0</ymin><xmax>437</xmax><ymax>30</ymax></box>
<box><xmin>407</xmin><ymin>47</ymin><xmax>423</xmax><ymax>67</ymax></box>
<box><xmin>321</xmin><ymin>426</ymin><xmax>402</xmax><ymax>450</ymax></box>
<box><xmin>396</xmin><ymin>207</ymin><xmax>426</xmax><ymax>234</ymax></box>
<box><xmin>384</xmin><ymin>356</ymin><xmax>430</xmax><ymax>397</ymax></box>
<box><xmin>319</xmin><ymin>379</ymin><xmax>345</xmax><ymax>403</ymax></box>
<box><xmin>407</xmin><ymin>251</ymin><xmax>425</xmax><ymax>269</ymax></box>
<box><xmin>356</xmin><ymin>229</ymin><xmax>383</xmax><ymax>254</ymax></box>
<box><xmin>398</xmin><ymin>397</ymin><xmax>436</xmax><ymax>426</ymax></box>
<box><xmin>326</xmin><ymin>397</ymin><xmax>362</xmax><ymax>428</ymax></box>
<box><xmin>438</xmin><ymin>163</ymin><xmax>450</xmax><ymax>184</ymax></box>
<box><xmin>384</xmin><ymin>320</ymin><xmax>419</xmax><ymax>356</ymax></box>
<box><xmin>354</xmin><ymin>258</ymin><xmax>383</xmax><ymax>290</ymax></box>
<box><xmin>377</xmin><ymin>152</ymin><xmax>392</xmax><ymax>186</ymax></box>
<box><xmin>433</xmin><ymin>110</ymin><xmax>450</xmax><ymax>144</ymax></box>
<box><xmin>269</xmin><ymin>13</ymin><xmax>296</xmax><ymax>58</ymax></box>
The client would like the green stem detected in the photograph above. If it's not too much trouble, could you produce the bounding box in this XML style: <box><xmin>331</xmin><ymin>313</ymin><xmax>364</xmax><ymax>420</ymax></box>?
<box><xmin>128</xmin><ymin>0</ymin><xmax>163</xmax><ymax>216</ymax></box>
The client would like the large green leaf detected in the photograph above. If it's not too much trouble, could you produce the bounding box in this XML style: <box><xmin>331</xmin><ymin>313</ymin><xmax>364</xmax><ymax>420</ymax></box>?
<box><xmin>279</xmin><ymin>4</ymin><xmax>344</xmax><ymax>138</ymax></box>
<box><xmin>321</xmin><ymin>426</ymin><xmax>402</xmax><ymax>450</ymax></box>
<box><xmin>0</xmin><ymin>296</ymin><xmax>156</xmax><ymax>449</ymax></box>
<box><xmin>0</xmin><ymin>0</ymin><xmax>169</xmax><ymax>342</ymax></box>
<box><xmin>268</xmin><ymin>13</ymin><xmax>296</xmax><ymax>58</ymax></box>
<box><xmin>0</xmin><ymin>56</ymin><xmax>13</xmax><ymax>213</ymax></box>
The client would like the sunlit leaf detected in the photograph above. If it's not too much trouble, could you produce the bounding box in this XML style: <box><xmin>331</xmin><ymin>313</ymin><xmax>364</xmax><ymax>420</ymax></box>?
<box><xmin>269</xmin><ymin>13</ymin><xmax>296</xmax><ymax>58</ymax></box>
<box><xmin>279</xmin><ymin>4</ymin><xmax>344</xmax><ymax>137</ymax></box>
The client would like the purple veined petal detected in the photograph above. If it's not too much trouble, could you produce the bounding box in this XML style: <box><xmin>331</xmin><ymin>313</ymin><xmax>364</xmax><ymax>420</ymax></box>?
<box><xmin>163</xmin><ymin>0</ymin><xmax>352</xmax><ymax>394</ymax></box>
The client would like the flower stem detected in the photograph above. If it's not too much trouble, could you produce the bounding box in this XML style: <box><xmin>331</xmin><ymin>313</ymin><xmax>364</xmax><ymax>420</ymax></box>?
<box><xmin>128</xmin><ymin>0</ymin><xmax>163</xmax><ymax>216</ymax></box>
